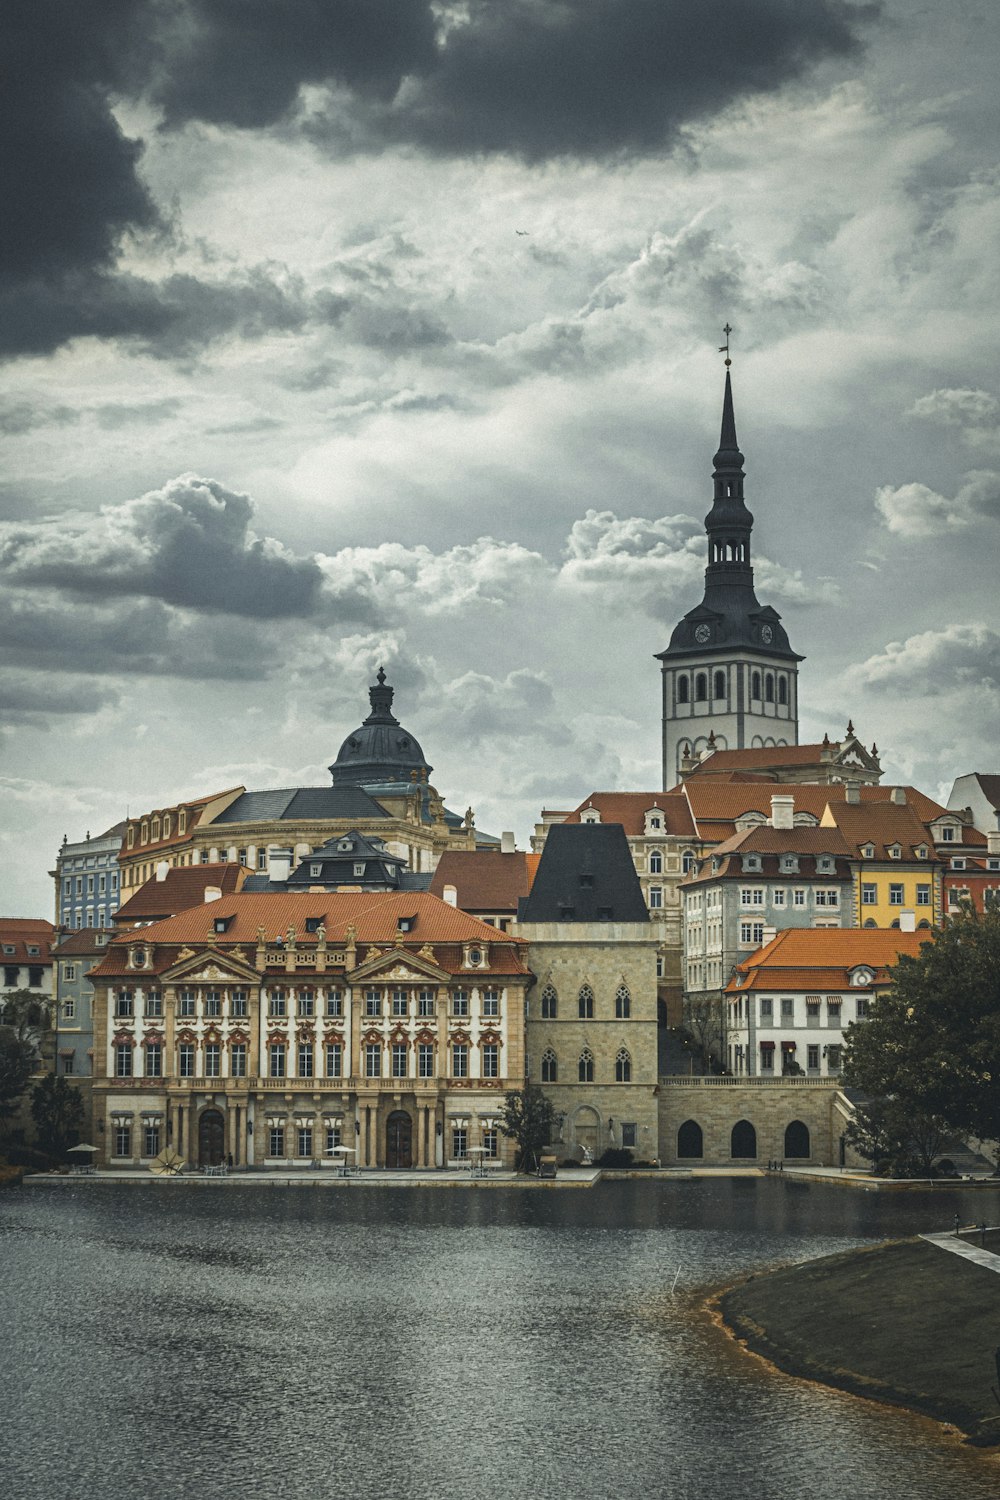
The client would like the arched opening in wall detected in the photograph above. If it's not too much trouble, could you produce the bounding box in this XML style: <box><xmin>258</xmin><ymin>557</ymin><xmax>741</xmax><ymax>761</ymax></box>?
<box><xmin>765</xmin><ymin>674</ymin><xmax>775</xmax><ymax>703</ymax></box>
<box><xmin>751</xmin><ymin>671</ymin><xmax>762</xmax><ymax>699</ymax></box>
<box><xmin>863</xmin><ymin>918</ymin><xmax>878</xmax><ymax>928</ymax></box>
<box><xmin>677</xmin><ymin>676</ymin><xmax>689</xmax><ymax>704</ymax></box>
<box><xmin>677</xmin><ymin>1120</ymin><xmax>703</xmax><ymax>1159</ymax></box>
<box><xmin>574</xmin><ymin>1105</ymin><xmax>600</xmax><ymax>1160</ymax></box>
<box><xmin>784</xmin><ymin>1120</ymin><xmax>810</xmax><ymax>1159</ymax></box>
<box><xmin>198</xmin><ymin>1108</ymin><xmax>225</xmax><ymax>1168</ymax></box>
<box><xmin>778</xmin><ymin>677</ymin><xmax>788</xmax><ymax>706</ymax></box>
<box><xmin>713</xmin><ymin>670</ymin><xmax>726</xmax><ymax>700</ymax></box>
<box><xmin>751</xmin><ymin>735</ymin><xmax>764</xmax><ymax>749</ymax></box>
<box><xmin>731</xmin><ymin>1119</ymin><xmax>757</xmax><ymax>1159</ymax></box>
<box><xmin>918</xmin><ymin>919</ymin><xmax>931</xmax><ymax>929</ymax></box>
<box><xmin>695</xmin><ymin>673</ymin><xmax>708</xmax><ymax>702</ymax></box>
<box><xmin>386</xmin><ymin>1110</ymin><xmax>412</xmax><ymax>1169</ymax></box>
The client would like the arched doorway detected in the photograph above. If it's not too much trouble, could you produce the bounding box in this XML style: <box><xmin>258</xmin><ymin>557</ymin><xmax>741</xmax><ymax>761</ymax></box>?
<box><xmin>574</xmin><ymin>1105</ymin><xmax>600</xmax><ymax>1161</ymax></box>
<box><xmin>784</xmin><ymin>1120</ymin><xmax>810</xmax><ymax>1159</ymax></box>
<box><xmin>677</xmin><ymin>1120</ymin><xmax>703</xmax><ymax>1159</ymax></box>
<box><xmin>198</xmin><ymin>1108</ymin><xmax>225</xmax><ymax>1167</ymax></box>
<box><xmin>386</xmin><ymin>1110</ymin><xmax>412</xmax><ymax>1169</ymax></box>
<box><xmin>731</xmin><ymin>1119</ymin><xmax>757</xmax><ymax>1159</ymax></box>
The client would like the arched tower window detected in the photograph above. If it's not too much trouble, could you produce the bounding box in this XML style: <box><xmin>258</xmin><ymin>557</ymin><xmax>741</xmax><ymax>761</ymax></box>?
<box><xmin>765</xmin><ymin>674</ymin><xmax>775</xmax><ymax>703</ymax></box>
<box><xmin>541</xmin><ymin>1048</ymin><xmax>557</xmax><ymax>1083</ymax></box>
<box><xmin>778</xmin><ymin>677</ymin><xmax>788</xmax><ymax>706</ymax></box>
<box><xmin>695</xmin><ymin>673</ymin><xmax>708</xmax><ymax>702</ymax></box>
<box><xmin>615</xmin><ymin>985</ymin><xmax>631</xmax><ymax>1019</ymax></box>
<box><xmin>578</xmin><ymin>1049</ymin><xmax>594</xmax><ymax>1083</ymax></box>
<box><xmin>713</xmin><ymin>670</ymin><xmax>726</xmax><ymax>700</ymax></box>
<box><xmin>677</xmin><ymin>676</ymin><xmax>689</xmax><ymax>704</ymax></box>
<box><xmin>615</xmin><ymin>1047</ymin><xmax>632</xmax><ymax>1083</ymax></box>
<box><xmin>578</xmin><ymin>985</ymin><xmax>594</xmax><ymax>1019</ymax></box>
<box><xmin>751</xmin><ymin>671</ymin><xmax>762</xmax><ymax>699</ymax></box>
<box><xmin>540</xmin><ymin>985</ymin><xmax>558</xmax><ymax>1018</ymax></box>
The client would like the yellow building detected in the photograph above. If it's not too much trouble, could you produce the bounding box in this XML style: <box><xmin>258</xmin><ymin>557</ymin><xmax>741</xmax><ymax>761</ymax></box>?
<box><xmin>820</xmin><ymin>794</ymin><xmax>942</xmax><ymax>929</ymax></box>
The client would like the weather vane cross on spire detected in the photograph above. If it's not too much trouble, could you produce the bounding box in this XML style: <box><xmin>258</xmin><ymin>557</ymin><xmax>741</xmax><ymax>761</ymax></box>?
<box><xmin>719</xmin><ymin>322</ymin><xmax>733</xmax><ymax>367</ymax></box>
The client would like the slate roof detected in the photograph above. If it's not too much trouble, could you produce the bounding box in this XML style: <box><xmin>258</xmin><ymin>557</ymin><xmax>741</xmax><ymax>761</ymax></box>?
<box><xmin>114</xmin><ymin>864</ymin><xmax>245</xmax><ymax>922</ymax></box>
<box><xmin>727</xmin><ymin>927</ymin><xmax>931</xmax><ymax>991</ymax></box>
<box><xmin>429</xmin><ymin>850</ymin><xmax>540</xmax><ymax>912</ymax></box>
<box><xmin>562</xmin><ymin>791</ymin><xmax>697</xmax><ymax>838</ymax></box>
<box><xmin>212</xmin><ymin>786</ymin><xmax>389</xmax><ymax>824</ymax></box>
<box><xmin>973</xmin><ymin>775</ymin><xmax>1000</xmax><ymax>810</ymax></box>
<box><xmin>517</xmin><ymin>823</ymin><xmax>649</xmax><ymax>924</ymax></box>
<box><xmin>52</xmin><ymin>928</ymin><xmax>117</xmax><ymax>957</ymax></box>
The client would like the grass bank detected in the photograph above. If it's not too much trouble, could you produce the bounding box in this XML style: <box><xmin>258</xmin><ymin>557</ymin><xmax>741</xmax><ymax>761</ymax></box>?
<box><xmin>719</xmin><ymin>1239</ymin><xmax>1000</xmax><ymax>1446</ymax></box>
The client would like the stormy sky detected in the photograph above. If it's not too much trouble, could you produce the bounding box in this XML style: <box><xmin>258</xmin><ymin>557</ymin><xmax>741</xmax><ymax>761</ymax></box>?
<box><xmin>3</xmin><ymin>0</ymin><xmax>999</xmax><ymax>916</ymax></box>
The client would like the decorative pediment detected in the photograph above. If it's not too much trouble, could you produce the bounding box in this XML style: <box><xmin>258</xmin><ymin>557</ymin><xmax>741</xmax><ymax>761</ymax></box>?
<box><xmin>162</xmin><ymin>944</ymin><xmax>260</xmax><ymax>986</ymax></box>
<box><xmin>351</xmin><ymin>945</ymin><xmax>449</xmax><ymax>983</ymax></box>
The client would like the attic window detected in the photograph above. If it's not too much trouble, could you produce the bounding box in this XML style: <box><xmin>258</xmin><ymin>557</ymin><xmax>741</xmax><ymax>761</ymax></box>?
<box><xmin>597</xmin><ymin>906</ymin><xmax>613</xmax><ymax>921</ymax></box>
<box><xmin>310</xmin><ymin>864</ymin><xmax>322</xmax><ymax>877</ymax></box>
<box><xmin>397</xmin><ymin>915</ymin><xmax>417</xmax><ymax>933</ymax></box>
<box><xmin>940</xmin><ymin>826</ymin><xmax>955</xmax><ymax>842</ymax></box>
<box><xmin>337</xmin><ymin>839</ymin><xmax>353</xmax><ymax>852</ymax></box>
<box><xmin>579</xmin><ymin>873</ymin><xmax>594</xmax><ymax>888</ymax></box>
<box><xmin>951</xmin><ymin>857</ymin><xmax>966</xmax><ymax>870</ymax></box>
<box><xmin>888</xmin><ymin>845</ymin><xmax>901</xmax><ymax>859</ymax></box>
<box><xmin>353</xmin><ymin>863</ymin><xmax>365</xmax><ymax>877</ymax></box>
<box><xmin>26</xmin><ymin>945</ymin><xmax>40</xmax><ymax>956</ymax></box>
<box><xmin>2</xmin><ymin>944</ymin><xmax>15</xmax><ymax>955</ymax></box>
<box><xmin>861</xmin><ymin>843</ymin><xmax>875</xmax><ymax>859</ymax></box>
<box><xmin>990</xmin><ymin>858</ymin><xmax>1000</xmax><ymax>872</ymax></box>
<box><xmin>559</xmin><ymin>906</ymin><xmax>576</xmax><ymax>920</ymax></box>
<box><xmin>581</xmin><ymin>810</ymin><xmax>600</xmax><ymax>824</ymax></box>
<box><xmin>213</xmin><ymin>916</ymin><xmax>234</xmax><ymax>934</ymax></box>
<box><xmin>916</xmin><ymin>845</ymin><xmax>928</xmax><ymax>859</ymax></box>
<box><xmin>305</xmin><ymin>916</ymin><xmax>324</xmax><ymax>933</ymax></box>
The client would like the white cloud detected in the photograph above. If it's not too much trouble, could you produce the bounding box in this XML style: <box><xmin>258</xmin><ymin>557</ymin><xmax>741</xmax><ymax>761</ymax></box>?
<box><xmin>316</xmin><ymin>535</ymin><xmax>548</xmax><ymax>615</ymax></box>
<box><xmin>909</xmin><ymin>387</ymin><xmax>1000</xmax><ymax>429</ymax></box>
<box><xmin>848</xmin><ymin>624</ymin><xmax>1000</xmax><ymax>694</ymax></box>
<box><xmin>875</xmin><ymin>470</ymin><xmax>1000</xmax><ymax>536</ymax></box>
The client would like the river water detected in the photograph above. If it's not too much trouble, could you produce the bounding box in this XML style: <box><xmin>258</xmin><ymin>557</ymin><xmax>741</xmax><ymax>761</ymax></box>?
<box><xmin>2</xmin><ymin>1178</ymin><xmax>999</xmax><ymax>1500</ymax></box>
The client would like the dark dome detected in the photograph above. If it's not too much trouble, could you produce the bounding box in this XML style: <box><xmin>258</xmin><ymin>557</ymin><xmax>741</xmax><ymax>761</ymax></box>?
<box><xmin>329</xmin><ymin>670</ymin><xmax>432</xmax><ymax>788</ymax></box>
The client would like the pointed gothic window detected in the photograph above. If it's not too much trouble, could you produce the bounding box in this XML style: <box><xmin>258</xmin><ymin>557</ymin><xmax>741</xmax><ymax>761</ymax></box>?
<box><xmin>578</xmin><ymin>1049</ymin><xmax>594</xmax><ymax>1083</ymax></box>
<box><xmin>541</xmin><ymin>984</ymin><xmax>558</xmax><ymax>1019</ymax></box>
<box><xmin>677</xmin><ymin>675</ymin><xmax>689</xmax><ymax>704</ymax></box>
<box><xmin>541</xmin><ymin>1048</ymin><xmax>557</xmax><ymax>1083</ymax></box>
<box><xmin>578</xmin><ymin>985</ymin><xmax>594</xmax><ymax>1019</ymax></box>
<box><xmin>695</xmin><ymin>673</ymin><xmax>708</xmax><ymax>702</ymax></box>
<box><xmin>615</xmin><ymin>1048</ymin><xmax>632</xmax><ymax>1083</ymax></box>
<box><xmin>615</xmin><ymin>985</ymin><xmax>631</xmax><ymax>1019</ymax></box>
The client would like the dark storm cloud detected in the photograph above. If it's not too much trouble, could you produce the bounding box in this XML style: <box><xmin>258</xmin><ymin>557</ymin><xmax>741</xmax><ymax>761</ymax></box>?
<box><xmin>0</xmin><ymin>672</ymin><xmax>121</xmax><ymax>727</ymax></box>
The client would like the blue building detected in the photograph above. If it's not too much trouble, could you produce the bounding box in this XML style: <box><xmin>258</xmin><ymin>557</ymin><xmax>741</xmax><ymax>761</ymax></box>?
<box><xmin>53</xmin><ymin>823</ymin><xmax>124</xmax><ymax>931</ymax></box>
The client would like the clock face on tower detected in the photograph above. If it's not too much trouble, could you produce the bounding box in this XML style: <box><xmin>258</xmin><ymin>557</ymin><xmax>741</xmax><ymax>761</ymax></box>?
<box><xmin>760</xmin><ymin>625</ymin><xmax>773</xmax><ymax>644</ymax></box>
<box><xmin>694</xmin><ymin>624</ymin><xmax>711</xmax><ymax>644</ymax></box>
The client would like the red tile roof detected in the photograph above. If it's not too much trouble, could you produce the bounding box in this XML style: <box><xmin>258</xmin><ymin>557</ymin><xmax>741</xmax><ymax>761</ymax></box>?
<box><xmin>680</xmin><ymin>780</ymin><xmax>953</xmax><ymax>840</ymax></box>
<box><xmin>821</xmin><ymin>801</ymin><xmax>939</xmax><ymax>861</ymax></box>
<box><xmin>562</xmin><ymin>792</ymin><xmax>697</xmax><ymax>838</ymax></box>
<box><xmin>727</xmin><ymin>927</ymin><xmax>931</xmax><ymax>992</ymax></box>
<box><xmin>122</xmin><ymin>787</ymin><xmax>244</xmax><ymax>858</ymax></box>
<box><xmin>115</xmin><ymin>864</ymin><xmax>245</xmax><ymax>921</ymax></box>
<box><xmin>0</xmin><ymin>918</ymin><xmax>56</xmax><ymax>963</ymax></box>
<box><xmin>429</xmin><ymin>850</ymin><xmax>540</xmax><ymax>911</ymax></box>
<box><xmin>52</xmin><ymin>928</ymin><xmax>117</xmax><ymax>957</ymax></box>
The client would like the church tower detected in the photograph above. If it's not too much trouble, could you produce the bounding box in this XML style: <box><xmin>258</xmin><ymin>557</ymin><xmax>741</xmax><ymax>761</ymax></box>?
<box><xmin>656</xmin><ymin>356</ymin><xmax>803</xmax><ymax>788</ymax></box>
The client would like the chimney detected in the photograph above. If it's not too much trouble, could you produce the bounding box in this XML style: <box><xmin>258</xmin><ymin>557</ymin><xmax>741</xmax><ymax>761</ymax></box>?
<box><xmin>267</xmin><ymin>847</ymin><xmax>293</xmax><ymax>883</ymax></box>
<box><xmin>987</xmin><ymin>828</ymin><xmax>1000</xmax><ymax>857</ymax></box>
<box><xmin>770</xmin><ymin>794</ymin><xmax>794</xmax><ymax>830</ymax></box>
<box><xmin>203</xmin><ymin>886</ymin><xmax>222</xmax><ymax>904</ymax></box>
<box><xmin>899</xmin><ymin>910</ymin><xmax>916</xmax><ymax>932</ymax></box>
<box><xmin>443</xmin><ymin>884</ymin><xmax>458</xmax><ymax>907</ymax></box>
<box><xmin>845</xmin><ymin>780</ymin><xmax>860</xmax><ymax>804</ymax></box>
<box><xmin>891</xmin><ymin>786</ymin><xmax>905</xmax><ymax>805</ymax></box>
<box><xmin>156</xmin><ymin>860</ymin><xmax>170</xmax><ymax>882</ymax></box>
<box><xmin>500</xmin><ymin>831</ymin><xmax>516</xmax><ymax>854</ymax></box>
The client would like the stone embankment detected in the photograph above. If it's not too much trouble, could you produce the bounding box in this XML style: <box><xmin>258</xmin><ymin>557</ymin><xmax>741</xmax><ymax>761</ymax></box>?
<box><xmin>719</xmin><ymin>1236</ymin><xmax>1000</xmax><ymax>1446</ymax></box>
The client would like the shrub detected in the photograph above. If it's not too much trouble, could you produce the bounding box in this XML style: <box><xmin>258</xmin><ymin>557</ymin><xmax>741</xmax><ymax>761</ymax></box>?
<box><xmin>596</xmin><ymin>1147</ymin><xmax>634</xmax><ymax>1168</ymax></box>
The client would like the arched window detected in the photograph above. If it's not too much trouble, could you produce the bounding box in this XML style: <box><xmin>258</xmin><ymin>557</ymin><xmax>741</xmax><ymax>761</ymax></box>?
<box><xmin>784</xmin><ymin>1120</ymin><xmax>810</xmax><ymax>1159</ymax></box>
<box><xmin>777</xmin><ymin>677</ymin><xmax>788</xmax><ymax>706</ymax></box>
<box><xmin>677</xmin><ymin>1120</ymin><xmax>703</xmax><ymax>1159</ymax></box>
<box><xmin>682</xmin><ymin>850</ymin><xmax>696</xmax><ymax>874</ymax></box>
<box><xmin>765</xmin><ymin>674</ymin><xmax>775</xmax><ymax>703</ymax></box>
<box><xmin>863</xmin><ymin>918</ymin><xmax>877</xmax><ymax>928</ymax></box>
<box><xmin>578</xmin><ymin>1049</ymin><xmax>594</xmax><ymax>1083</ymax></box>
<box><xmin>731</xmin><ymin>1119</ymin><xmax>757</xmax><ymax>1159</ymax></box>
<box><xmin>677</xmin><ymin>676</ymin><xmax>689</xmax><ymax>704</ymax></box>
<box><xmin>615</xmin><ymin>985</ymin><xmax>631</xmax><ymax>1019</ymax></box>
<box><xmin>695</xmin><ymin>673</ymin><xmax>708</xmax><ymax>702</ymax></box>
<box><xmin>541</xmin><ymin>1048</ymin><xmax>558</xmax><ymax>1083</ymax></box>
<box><xmin>541</xmin><ymin>984</ymin><xmax>558</xmax><ymax>1018</ymax></box>
<box><xmin>649</xmin><ymin>850</ymin><xmax>662</xmax><ymax>874</ymax></box>
<box><xmin>751</xmin><ymin>671</ymin><xmax>761</xmax><ymax>699</ymax></box>
<box><xmin>615</xmin><ymin>1047</ymin><xmax>631</xmax><ymax>1082</ymax></box>
<box><xmin>713</xmin><ymin>670</ymin><xmax>726</xmax><ymax>700</ymax></box>
<box><xmin>578</xmin><ymin>985</ymin><xmax>594</xmax><ymax>1019</ymax></box>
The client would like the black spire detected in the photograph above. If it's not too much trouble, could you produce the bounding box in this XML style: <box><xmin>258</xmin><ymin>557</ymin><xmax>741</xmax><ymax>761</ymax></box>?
<box><xmin>364</xmin><ymin>666</ymin><xmax>399</xmax><ymax>725</ymax></box>
<box><xmin>705</xmin><ymin>368</ymin><xmax>754</xmax><ymax>582</ymax></box>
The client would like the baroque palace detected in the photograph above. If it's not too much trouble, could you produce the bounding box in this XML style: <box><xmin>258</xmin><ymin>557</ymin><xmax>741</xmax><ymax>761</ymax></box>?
<box><xmin>38</xmin><ymin>361</ymin><xmax>999</xmax><ymax>1173</ymax></box>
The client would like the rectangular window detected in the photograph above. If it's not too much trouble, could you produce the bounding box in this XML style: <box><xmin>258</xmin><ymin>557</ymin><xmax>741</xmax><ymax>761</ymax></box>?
<box><xmin>178</xmin><ymin>1044</ymin><xmax>195</xmax><ymax>1077</ymax></box>
<box><xmin>740</xmin><ymin>888</ymin><xmax>764</xmax><ymax>907</ymax></box>
<box><xmin>391</xmin><ymin>989</ymin><xmax>408</xmax><ymax>1017</ymax></box>
<box><xmin>793</xmin><ymin>889</ymin><xmax>806</xmax><ymax>907</ymax></box>
<box><xmin>483</xmin><ymin>1128</ymin><xmax>498</xmax><ymax>1159</ymax></box>
<box><xmin>116</xmin><ymin>989</ymin><xmax>134</xmax><ymax>1018</ymax></box>
<box><xmin>418</xmin><ymin>1043</ymin><xmax>434</xmax><ymax>1078</ymax></box>
<box><xmin>298</xmin><ymin>990</ymin><xmax>315</xmax><ymax>1018</ymax></box>
<box><xmin>482</xmin><ymin>989</ymin><xmax>500</xmax><ymax>1017</ymax></box>
<box><xmin>760</xmin><ymin>1044</ymin><xmax>774</xmax><ymax>1071</ymax></box>
<box><xmin>179</xmin><ymin>989</ymin><xmax>196</xmax><ymax>1017</ymax></box>
<box><xmin>257</xmin><ymin>849</ymin><xmax>267</xmax><ymax>870</ymax></box>
<box><xmin>143</xmin><ymin>1123</ymin><xmax>160</xmax><ymax>1158</ymax></box>
<box><xmin>64</xmin><ymin>964</ymin><xmax>76</xmax><ymax>981</ymax></box>
<box><xmin>297</xmin><ymin>1125</ymin><xmax>313</xmax><ymax>1159</ymax></box>
<box><xmin>759</xmin><ymin>997</ymin><xmax>772</xmax><ymax>1019</ymax></box>
<box><xmin>452</xmin><ymin>1043</ymin><xmax>468</xmax><ymax>1078</ymax></box>
<box><xmin>739</xmin><ymin>921</ymin><xmax>764</xmax><ymax>945</ymax></box>
<box><xmin>916</xmin><ymin>885</ymin><xmax>931</xmax><ymax>906</ymax></box>
<box><xmin>452</xmin><ymin>990</ymin><xmax>469</xmax><ymax>1017</ymax></box>
<box><xmin>325</xmin><ymin>990</ymin><xmax>343</xmax><ymax>1017</ymax></box>
<box><xmin>269</xmin><ymin>990</ymin><xmax>287</xmax><ymax>1018</ymax></box>
<box><xmin>231</xmin><ymin>1043</ymin><xmax>247</xmax><ymax>1078</ymax></box>
<box><xmin>772</xmin><ymin>888</ymin><xmax>786</xmax><ymax>907</ymax></box>
<box><xmin>113</xmin><ymin>1123</ymin><xmax>131</xmax><ymax>1158</ymax></box>
<box><xmin>365</xmin><ymin>1043</ymin><xmax>381</xmax><ymax>1078</ymax></box>
<box><xmin>806</xmin><ymin>1000</ymin><xmax>820</xmax><ymax>1021</ymax></box>
<box><xmin>648</xmin><ymin>886</ymin><xmax>663</xmax><ymax>909</ymax></box>
<box><xmin>889</xmin><ymin>884</ymin><xmax>904</xmax><ymax>905</ymax></box>
<box><xmin>231</xmin><ymin>990</ymin><xmax>248</xmax><ymax>1018</ymax></box>
<box><xmin>325</xmin><ymin>1124</ymin><xmax>341</xmax><ymax>1155</ymax></box>
<box><xmin>807</xmin><ymin>1045</ymin><xmax>820</xmax><ymax>1070</ymax></box>
<box><xmin>62</xmin><ymin>997</ymin><xmax>76</xmax><ymax>1021</ymax></box>
<box><xmin>452</xmin><ymin>1127</ymin><xmax>468</xmax><ymax>1160</ymax></box>
<box><xmin>364</xmin><ymin>989</ymin><xmax>381</xmax><ymax>1018</ymax></box>
<box><xmin>781</xmin><ymin>998</ymin><xmax>794</xmax><ymax>1020</ymax></box>
<box><xmin>268</xmin><ymin>1126</ymin><xmax>285</xmax><ymax>1158</ymax></box>
<box><xmin>204</xmin><ymin>990</ymin><xmax>221</xmax><ymax>1017</ymax></box>
<box><xmin>325</xmin><ymin>1043</ymin><xmax>343</xmax><ymax>1078</ymax></box>
<box><xmin>621</xmin><ymin>1123</ymin><xmax>638</xmax><ymax>1149</ymax></box>
<box><xmin>418</xmin><ymin>989</ymin><xmax>435</xmax><ymax>1018</ymax></box>
<box><xmin>862</xmin><ymin>883</ymin><xmax>877</xmax><ymax>905</ymax></box>
<box><xmin>391</xmin><ymin>1042</ymin><xmax>408</xmax><ymax>1078</ymax></box>
<box><xmin>144</xmin><ymin>1042</ymin><xmax>162</xmax><ymax>1078</ymax></box>
<box><xmin>146</xmin><ymin>992</ymin><xmax>163</xmax><ymax>1018</ymax></box>
<box><xmin>297</xmin><ymin>1043</ymin><xmax>314</xmax><ymax>1079</ymax></box>
<box><xmin>204</xmin><ymin>1044</ymin><xmax>221</xmax><ymax>1077</ymax></box>
<box><xmin>827</xmin><ymin>1044</ymin><xmax>842</xmax><ymax>1071</ymax></box>
<box><xmin>827</xmin><ymin>1000</ymin><xmax>842</xmax><ymax>1026</ymax></box>
<box><xmin>815</xmin><ymin>889</ymin><xmax>839</xmax><ymax>907</ymax></box>
<box><xmin>115</xmin><ymin>1044</ymin><xmax>133</xmax><ymax>1077</ymax></box>
<box><xmin>269</xmin><ymin>1043</ymin><xmax>286</xmax><ymax>1078</ymax></box>
<box><xmin>482</xmin><ymin>1043</ymin><xmax>499</xmax><ymax>1078</ymax></box>
<box><xmin>855</xmin><ymin>999</ymin><xmax>868</xmax><ymax>1020</ymax></box>
<box><xmin>940</xmin><ymin>826</ymin><xmax>955</xmax><ymax>842</ymax></box>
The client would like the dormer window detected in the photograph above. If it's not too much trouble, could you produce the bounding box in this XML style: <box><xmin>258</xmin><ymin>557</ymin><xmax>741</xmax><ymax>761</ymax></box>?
<box><xmin>337</xmin><ymin>839</ymin><xmax>353</xmax><ymax>852</ymax></box>
<box><xmin>940</xmin><ymin>825</ymin><xmax>956</xmax><ymax>842</ymax></box>
<box><xmin>305</xmin><ymin>916</ymin><xmax>324</xmax><ymax>933</ymax></box>
<box><xmin>861</xmin><ymin>843</ymin><xmax>875</xmax><ymax>860</ymax></box>
<box><xmin>644</xmin><ymin>809</ymin><xmax>664</xmax><ymax>835</ymax></box>
<box><xmin>579</xmin><ymin>873</ymin><xmax>594</xmax><ymax>888</ymax></box>
<box><xmin>140</xmin><ymin>821</ymin><xmax>149</xmax><ymax>844</ymax></box>
<box><xmin>464</xmin><ymin>944</ymin><xmax>487</xmax><ymax>968</ymax></box>
<box><xmin>581</xmin><ymin>809</ymin><xmax>600</xmax><ymax>824</ymax></box>
<box><xmin>213</xmin><ymin>915</ymin><xmax>234</xmax><ymax>934</ymax></box>
<box><xmin>386</xmin><ymin>865</ymin><xmax>396</xmax><ymax>878</ymax></box>
<box><xmin>162</xmin><ymin>814</ymin><xmax>172</xmax><ymax>839</ymax></box>
<box><xmin>951</xmin><ymin>857</ymin><xmax>966</xmax><ymax>870</ymax></box>
<box><xmin>888</xmin><ymin>845</ymin><xmax>901</xmax><ymax>859</ymax></box>
<box><xmin>744</xmin><ymin>855</ymin><xmax>762</xmax><ymax>872</ymax></box>
<box><xmin>850</xmin><ymin>967</ymin><xmax>874</xmax><ymax>987</ymax></box>
<box><xmin>130</xmin><ymin>946</ymin><xmax>148</xmax><ymax>969</ymax></box>
<box><xmin>151</xmin><ymin>817</ymin><xmax>161</xmax><ymax>841</ymax></box>
<box><xmin>916</xmin><ymin>845</ymin><xmax>928</xmax><ymax>860</ymax></box>
<box><xmin>178</xmin><ymin>810</ymin><xmax>187</xmax><ymax>835</ymax></box>
<box><xmin>989</xmin><ymin>858</ymin><xmax>1000</xmax><ymax>872</ymax></box>
<box><xmin>310</xmin><ymin>864</ymin><xmax>322</xmax><ymax>877</ymax></box>
<box><xmin>353</xmin><ymin>863</ymin><xmax>365</xmax><ymax>877</ymax></box>
<box><xmin>397</xmin><ymin>915</ymin><xmax>416</xmax><ymax>933</ymax></box>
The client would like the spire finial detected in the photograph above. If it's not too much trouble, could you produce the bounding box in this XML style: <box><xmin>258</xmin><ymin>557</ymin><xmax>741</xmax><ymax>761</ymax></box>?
<box><xmin>718</xmin><ymin>322</ymin><xmax>733</xmax><ymax>368</ymax></box>
<box><xmin>376</xmin><ymin>665</ymin><xmax>386</xmax><ymax>686</ymax></box>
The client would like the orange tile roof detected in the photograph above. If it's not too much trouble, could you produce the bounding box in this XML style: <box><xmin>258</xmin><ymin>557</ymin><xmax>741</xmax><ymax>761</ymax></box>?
<box><xmin>727</xmin><ymin>927</ymin><xmax>931</xmax><ymax>991</ymax></box>
<box><xmin>0</xmin><ymin>918</ymin><xmax>56</xmax><ymax>962</ymax></box>
<box><xmin>822</xmin><ymin>800</ymin><xmax>939</xmax><ymax>860</ymax></box>
<box><xmin>89</xmin><ymin>892</ymin><xmax>528</xmax><ymax>981</ymax></box>
<box><xmin>688</xmin><ymin>743</ymin><xmax>845</xmax><ymax>769</ymax></box>
<box><xmin>562</xmin><ymin>792</ymin><xmax>697</xmax><ymax>838</ymax></box>
<box><xmin>429</xmin><ymin>850</ymin><xmax>540</xmax><ymax>911</ymax></box>
<box><xmin>115</xmin><ymin>864</ymin><xmax>245</xmax><ymax>921</ymax></box>
<box><xmin>52</xmin><ymin>928</ymin><xmax>117</xmax><ymax>957</ymax></box>
<box><xmin>122</xmin><ymin>787</ymin><xmax>245</xmax><ymax>858</ymax></box>
<box><xmin>681</xmin><ymin>780</ymin><xmax>952</xmax><ymax>839</ymax></box>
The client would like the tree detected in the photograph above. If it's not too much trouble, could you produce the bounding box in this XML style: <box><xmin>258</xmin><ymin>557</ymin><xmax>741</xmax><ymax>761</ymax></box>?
<box><xmin>499</xmin><ymin>1085</ymin><xmax>556</xmax><ymax>1172</ymax></box>
<box><xmin>0</xmin><ymin>989</ymin><xmax>46</xmax><ymax>1125</ymax></box>
<box><xmin>844</xmin><ymin>1096</ymin><xmax>949</xmax><ymax>1177</ymax></box>
<box><xmin>30</xmin><ymin>1075</ymin><xmax>85</xmax><ymax>1156</ymax></box>
<box><xmin>843</xmin><ymin>906</ymin><xmax>1000</xmax><ymax>1156</ymax></box>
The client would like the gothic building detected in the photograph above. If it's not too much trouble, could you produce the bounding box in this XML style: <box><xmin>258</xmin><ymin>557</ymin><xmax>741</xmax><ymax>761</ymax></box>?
<box><xmin>656</xmin><ymin>370</ymin><xmax>802</xmax><ymax>788</ymax></box>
